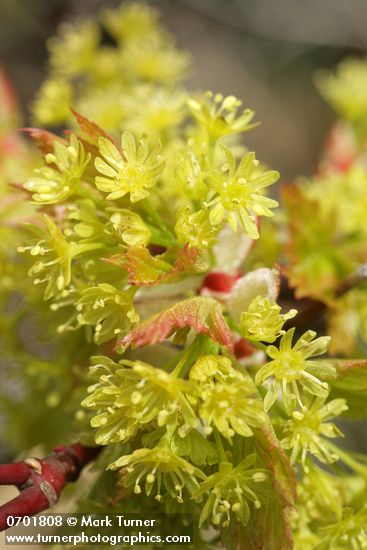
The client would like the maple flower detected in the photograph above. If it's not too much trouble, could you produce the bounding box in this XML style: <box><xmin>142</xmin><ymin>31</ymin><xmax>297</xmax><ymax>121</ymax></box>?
<box><xmin>32</xmin><ymin>78</ymin><xmax>73</xmax><ymax>125</ymax></box>
<box><xmin>281</xmin><ymin>398</ymin><xmax>348</xmax><ymax>467</ymax></box>
<box><xmin>193</xmin><ymin>456</ymin><xmax>267</xmax><ymax>527</ymax></box>
<box><xmin>120</xmin><ymin>35</ymin><xmax>189</xmax><ymax>84</ymax></box>
<box><xmin>255</xmin><ymin>328</ymin><xmax>335</xmax><ymax>413</ymax></box>
<box><xmin>187</xmin><ymin>91</ymin><xmax>258</xmax><ymax>140</ymax></box>
<box><xmin>76</xmin><ymin>284</ymin><xmax>139</xmax><ymax>344</ymax></box>
<box><xmin>108</xmin><ymin>440</ymin><xmax>205</xmax><ymax>503</ymax></box>
<box><xmin>82</xmin><ymin>357</ymin><xmax>197</xmax><ymax>445</ymax></box>
<box><xmin>17</xmin><ymin>215</ymin><xmax>102</xmax><ymax>299</ymax></box>
<box><xmin>175</xmin><ymin>205</ymin><xmax>219</xmax><ymax>249</ymax></box>
<box><xmin>190</xmin><ymin>355</ymin><xmax>267</xmax><ymax>440</ymax></box>
<box><xmin>240</xmin><ymin>296</ymin><xmax>297</xmax><ymax>343</ymax></box>
<box><xmin>48</xmin><ymin>20</ymin><xmax>99</xmax><ymax>77</ymax></box>
<box><xmin>206</xmin><ymin>147</ymin><xmax>279</xmax><ymax>238</ymax></box>
<box><xmin>95</xmin><ymin>132</ymin><xmax>165</xmax><ymax>201</ymax></box>
<box><xmin>24</xmin><ymin>134</ymin><xmax>90</xmax><ymax>204</ymax></box>
<box><xmin>106</xmin><ymin>208</ymin><xmax>151</xmax><ymax>247</ymax></box>
<box><xmin>102</xmin><ymin>2</ymin><xmax>159</xmax><ymax>42</ymax></box>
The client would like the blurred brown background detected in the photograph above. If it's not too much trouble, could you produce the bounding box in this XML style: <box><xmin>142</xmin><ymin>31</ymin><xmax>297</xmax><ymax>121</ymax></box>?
<box><xmin>0</xmin><ymin>0</ymin><xmax>367</xmax><ymax>180</ymax></box>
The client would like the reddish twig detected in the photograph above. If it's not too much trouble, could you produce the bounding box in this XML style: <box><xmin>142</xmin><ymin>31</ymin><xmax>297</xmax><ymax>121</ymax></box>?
<box><xmin>0</xmin><ymin>443</ymin><xmax>100</xmax><ymax>532</ymax></box>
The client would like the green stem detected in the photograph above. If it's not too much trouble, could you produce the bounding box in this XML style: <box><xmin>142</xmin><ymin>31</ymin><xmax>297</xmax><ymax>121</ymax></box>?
<box><xmin>170</xmin><ymin>336</ymin><xmax>201</xmax><ymax>378</ymax></box>
<box><xmin>142</xmin><ymin>198</ymin><xmax>176</xmax><ymax>245</ymax></box>
<box><xmin>214</xmin><ymin>428</ymin><xmax>227</xmax><ymax>463</ymax></box>
<box><xmin>170</xmin><ymin>334</ymin><xmax>213</xmax><ymax>378</ymax></box>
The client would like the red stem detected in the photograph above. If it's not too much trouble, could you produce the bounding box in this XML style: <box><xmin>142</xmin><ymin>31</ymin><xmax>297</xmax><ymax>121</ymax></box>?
<box><xmin>0</xmin><ymin>443</ymin><xmax>100</xmax><ymax>532</ymax></box>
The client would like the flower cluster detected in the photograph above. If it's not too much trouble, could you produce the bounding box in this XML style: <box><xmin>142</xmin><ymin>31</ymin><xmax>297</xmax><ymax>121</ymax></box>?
<box><xmin>190</xmin><ymin>355</ymin><xmax>267</xmax><ymax>440</ymax></box>
<box><xmin>2</xmin><ymin>4</ymin><xmax>365</xmax><ymax>550</ymax></box>
<box><xmin>81</xmin><ymin>356</ymin><xmax>197</xmax><ymax>445</ymax></box>
<box><xmin>109</xmin><ymin>439</ymin><xmax>205</xmax><ymax>503</ymax></box>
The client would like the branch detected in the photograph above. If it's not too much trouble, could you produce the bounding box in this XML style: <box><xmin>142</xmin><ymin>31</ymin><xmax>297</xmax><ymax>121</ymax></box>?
<box><xmin>0</xmin><ymin>444</ymin><xmax>100</xmax><ymax>532</ymax></box>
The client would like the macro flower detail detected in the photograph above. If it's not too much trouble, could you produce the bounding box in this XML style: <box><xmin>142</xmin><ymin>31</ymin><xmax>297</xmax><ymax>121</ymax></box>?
<box><xmin>256</xmin><ymin>328</ymin><xmax>335</xmax><ymax>413</ymax></box>
<box><xmin>206</xmin><ymin>147</ymin><xmax>279</xmax><ymax>238</ymax></box>
<box><xmin>193</xmin><ymin>456</ymin><xmax>267</xmax><ymax>528</ymax></box>
<box><xmin>95</xmin><ymin>132</ymin><xmax>165</xmax><ymax>201</ymax></box>
<box><xmin>17</xmin><ymin>215</ymin><xmax>102</xmax><ymax>299</ymax></box>
<box><xmin>24</xmin><ymin>134</ymin><xmax>90</xmax><ymax>204</ymax></box>
<box><xmin>108</xmin><ymin>440</ymin><xmax>205</xmax><ymax>503</ymax></box>
<box><xmin>240</xmin><ymin>296</ymin><xmax>297</xmax><ymax>343</ymax></box>
<box><xmin>76</xmin><ymin>284</ymin><xmax>139</xmax><ymax>344</ymax></box>
<box><xmin>187</xmin><ymin>91</ymin><xmax>258</xmax><ymax>140</ymax></box>
<box><xmin>106</xmin><ymin>208</ymin><xmax>151</xmax><ymax>247</ymax></box>
<box><xmin>175</xmin><ymin>205</ymin><xmax>219</xmax><ymax>249</ymax></box>
<box><xmin>82</xmin><ymin>357</ymin><xmax>197</xmax><ymax>445</ymax></box>
<box><xmin>281</xmin><ymin>398</ymin><xmax>348</xmax><ymax>468</ymax></box>
<box><xmin>190</xmin><ymin>355</ymin><xmax>267</xmax><ymax>440</ymax></box>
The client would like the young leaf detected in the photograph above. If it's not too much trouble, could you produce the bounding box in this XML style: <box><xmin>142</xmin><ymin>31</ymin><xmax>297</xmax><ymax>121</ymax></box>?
<box><xmin>114</xmin><ymin>244</ymin><xmax>206</xmax><ymax>286</ymax></box>
<box><xmin>117</xmin><ymin>296</ymin><xmax>233</xmax><ymax>351</ymax></box>
<box><xmin>70</xmin><ymin>108</ymin><xmax>119</xmax><ymax>149</ymax></box>
<box><xmin>20</xmin><ymin>128</ymin><xmax>63</xmax><ymax>155</ymax></box>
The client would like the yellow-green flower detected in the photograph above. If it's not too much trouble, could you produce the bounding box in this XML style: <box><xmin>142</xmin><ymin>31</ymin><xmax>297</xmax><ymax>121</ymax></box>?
<box><xmin>256</xmin><ymin>328</ymin><xmax>335</xmax><ymax>413</ymax></box>
<box><xmin>120</xmin><ymin>35</ymin><xmax>189</xmax><ymax>84</ymax></box>
<box><xmin>240</xmin><ymin>296</ymin><xmax>297</xmax><ymax>343</ymax></box>
<box><xmin>82</xmin><ymin>356</ymin><xmax>197</xmax><ymax>445</ymax></box>
<box><xmin>76</xmin><ymin>284</ymin><xmax>139</xmax><ymax>344</ymax></box>
<box><xmin>102</xmin><ymin>2</ymin><xmax>159</xmax><ymax>43</ymax></box>
<box><xmin>206</xmin><ymin>147</ymin><xmax>279</xmax><ymax>238</ymax></box>
<box><xmin>24</xmin><ymin>135</ymin><xmax>90</xmax><ymax>204</ymax></box>
<box><xmin>105</xmin><ymin>208</ymin><xmax>151</xmax><ymax>247</ymax></box>
<box><xmin>18</xmin><ymin>215</ymin><xmax>102</xmax><ymax>299</ymax></box>
<box><xmin>32</xmin><ymin>78</ymin><xmax>72</xmax><ymax>125</ymax></box>
<box><xmin>281</xmin><ymin>398</ymin><xmax>347</xmax><ymax>467</ymax></box>
<box><xmin>75</xmin><ymin>86</ymin><xmax>127</xmax><ymax>132</ymax></box>
<box><xmin>108</xmin><ymin>439</ymin><xmax>205</xmax><ymax>503</ymax></box>
<box><xmin>176</xmin><ymin>150</ymin><xmax>208</xmax><ymax>202</ymax></box>
<box><xmin>190</xmin><ymin>355</ymin><xmax>267</xmax><ymax>440</ymax></box>
<box><xmin>316</xmin><ymin>58</ymin><xmax>367</xmax><ymax>127</ymax></box>
<box><xmin>175</xmin><ymin>205</ymin><xmax>219</xmax><ymax>249</ymax></box>
<box><xmin>67</xmin><ymin>199</ymin><xmax>105</xmax><ymax>242</ymax></box>
<box><xmin>48</xmin><ymin>20</ymin><xmax>99</xmax><ymax>77</ymax></box>
<box><xmin>297</xmin><ymin>464</ymin><xmax>345</xmax><ymax>527</ymax></box>
<box><xmin>95</xmin><ymin>132</ymin><xmax>165</xmax><ymax>201</ymax></box>
<box><xmin>187</xmin><ymin>91</ymin><xmax>257</xmax><ymax>140</ymax></box>
<box><xmin>123</xmin><ymin>85</ymin><xmax>186</xmax><ymax>138</ymax></box>
<box><xmin>193</xmin><ymin>456</ymin><xmax>267</xmax><ymax>527</ymax></box>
